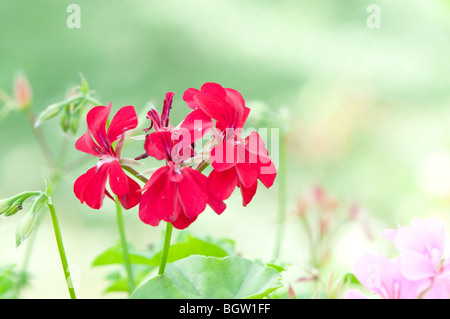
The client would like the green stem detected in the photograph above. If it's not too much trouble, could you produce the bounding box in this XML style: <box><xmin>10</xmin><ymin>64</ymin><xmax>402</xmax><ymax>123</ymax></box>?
<box><xmin>122</xmin><ymin>165</ymin><xmax>149</xmax><ymax>183</ymax></box>
<box><xmin>273</xmin><ymin>133</ymin><xmax>287</xmax><ymax>260</ymax></box>
<box><xmin>158</xmin><ymin>222</ymin><xmax>173</xmax><ymax>275</ymax></box>
<box><xmin>115</xmin><ymin>196</ymin><xmax>135</xmax><ymax>294</ymax></box>
<box><xmin>47</xmin><ymin>199</ymin><xmax>76</xmax><ymax>299</ymax></box>
<box><xmin>16</xmin><ymin>210</ymin><xmax>45</xmax><ymax>296</ymax></box>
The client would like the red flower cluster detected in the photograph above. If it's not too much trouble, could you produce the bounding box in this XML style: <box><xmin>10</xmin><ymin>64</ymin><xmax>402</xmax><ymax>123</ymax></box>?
<box><xmin>74</xmin><ymin>83</ymin><xmax>277</xmax><ymax>229</ymax></box>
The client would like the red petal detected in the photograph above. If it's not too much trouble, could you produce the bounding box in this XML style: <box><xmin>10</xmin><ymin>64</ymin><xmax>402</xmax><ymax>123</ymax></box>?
<box><xmin>74</xmin><ymin>164</ymin><xmax>110</xmax><ymax>209</ymax></box>
<box><xmin>86</xmin><ymin>104</ymin><xmax>112</xmax><ymax>152</ymax></box>
<box><xmin>108</xmin><ymin>160</ymin><xmax>129</xmax><ymax>197</ymax></box>
<box><xmin>74</xmin><ymin>167</ymin><xmax>96</xmax><ymax>203</ymax></box>
<box><xmin>235</xmin><ymin>162</ymin><xmax>258</xmax><ymax>189</ymax></box>
<box><xmin>139</xmin><ymin>190</ymin><xmax>162</xmax><ymax>226</ymax></box>
<box><xmin>223</xmin><ymin>87</ymin><xmax>249</xmax><ymax>129</ymax></box>
<box><xmin>239</xmin><ymin>181</ymin><xmax>258</xmax><ymax>207</ymax></box>
<box><xmin>179</xmin><ymin>109</ymin><xmax>214</xmax><ymax>144</ymax></box>
<box><xmin>75</xmin><ymin>131</ymin><xmax>102</xmax><ymax>157</ymax></box>
<box><xmin>193</xmin><ymin>84</ymin><xmax>234</xmax><ymax>131</ymax></box>
<box><xmin>191</xmin><ymin>83</ymin><xmax>249</xmax><ymax>131</ymax></box>
<box><xmin>207</xmin><ymin>196</ymin><xmax>226</xmax><ymax>215</ymax></box>
<box><xmin>207</xmin><ymin>168</ymin><xmax>238</xmax><ymax>201</ymax></box>
<box><xmin>182</xmin><ymin>88</ymin><xmax>200</xmax><ymax>109</ymax></box>
<box><xmin>177</xmin><ymin>168</ymin><xmax>208</xmax><ymax>219</ymax></box>
<box><xmin>138</xmin><ymin>166</ymin><xmax>175</xmax><ymax>226</ymax></box>
<box><xmin>117</xmin><ymin>175</ymin><xmax>142</xmax><ymax>210</ymax></box>
<box><xmin>257</xmin><ymin>161</ymin><xmax>276</xmax><ymax>188</ymax></box>
<box><xmin>245</xmin><ymin>131</ymin><xmax>277</xmax><ymax>188</ymax></box>
<box><xmin>171</xmin><ymin>210</ymin><xmax>198</xmax><ymax>229</ymax></box>
<box><xmin>107</xmin><ymin>105</ymin><xmax>138</xmax><ymax>144</ymax></box>
<box><xmin>210</xmin><ymin>140</ymin><xmax>240</xmax><ymax>172</ymax></box>
<box><xmin>186</xmin><ymin>166</ymin><xmax>226</xmax><ymax>215</ymax></box>
<box><xmin>144</xmin><ymin>131</ymin><xmax>172</xmax><ymax>161</ymax></box>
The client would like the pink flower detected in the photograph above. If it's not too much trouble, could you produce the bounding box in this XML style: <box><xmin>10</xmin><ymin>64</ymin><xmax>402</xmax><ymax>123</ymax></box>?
<box><xmin>183</xmin><ymin>82</ymin><xmax>277</xmax><ymax>206</ymax></box>
<box><xmin>381</xmin><ymin>218</ymin><xmax>450</xmax><ymax>298</ymax></box>
<box><xmin>349</xmin><ymin>253</ymin><xmax>428</xmax><ymax>299</ymax></box>
<box><xmin>348</xmin><ymin>218</ymin><xmax>450</xmax><ymax>299</ymax></box>
<box><xmin>74</xmin><ymin>104</ymin><xmax>141</xmax><ymax>209</ymax></box>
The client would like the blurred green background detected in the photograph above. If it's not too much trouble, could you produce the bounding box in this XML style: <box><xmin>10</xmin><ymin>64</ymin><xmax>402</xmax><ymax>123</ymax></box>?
<box><xmin>1</xmin><ymin>0</ymin><xmax>450</xmax><ymax>298</ymax></box>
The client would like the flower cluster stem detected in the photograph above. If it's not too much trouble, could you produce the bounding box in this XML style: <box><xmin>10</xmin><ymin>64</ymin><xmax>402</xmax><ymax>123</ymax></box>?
<box><xmin>158</xmin><ymin>222</ymin><xmax>173</xmax><ymax>275</ymax></box>
<box><xmin>47</xmin><ymin>199</ymin><xmax>76</xmax><ymax>299</ymax></box>
<box><xmin>115</xmin><ymin>196</ymin><xmax>135</xmax><ymax>294</ymax></box>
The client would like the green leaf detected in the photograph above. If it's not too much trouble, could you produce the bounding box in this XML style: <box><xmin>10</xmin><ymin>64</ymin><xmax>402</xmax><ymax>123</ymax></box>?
<box><xmin>92</xmin><ymin>242</ymin><xmax>154</xmax><ymax>266</ymax></box>
<box><xmin>147</xmin><ymin>234</ymin><xmax>235</xmax><ymax>265</ymax></box>
<box><xmin>131</xmin><ymin>255</ymin><xmax>283</xmax><ymax>299</ymax></box>
<box><xmin>0</xmin><ymin>264</ymin><xmax>27</xmax><ymax>299</ymax></box>
<box><xmin>0</xmin><ymin>265</ymin><xmax>16</xmax><ymax>299</ymax></box>
<box><xmin>102</xmin><ymin>266</ymin><xmax>154</xmax><ymax>294</ymax></box>
<box><xmin>343</xmin><ymin>273</ymin><xmax>361</xmax><ymax>286</ymax></box>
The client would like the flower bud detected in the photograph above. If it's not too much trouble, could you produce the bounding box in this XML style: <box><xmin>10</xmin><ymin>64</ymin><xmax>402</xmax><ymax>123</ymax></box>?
<box><xmin>0</xmin><ymin>191</ymin><xmax>40</xmax><ymax>217</ymax></box>
<box><xmin>35</xmin><ymin>102</ymin><xmax>66</xmax><ymax>128</ymax></box>
<box><xmin>69</xmin><ymin>109</ymin><xmax>82</xmax><ymax>135</ymax></box>
<box><xmin>15</xmin><ymin>209</ymin><xmax>36</xmax><ymax>247</ymax></box>
<box><xmin>60</xmin><ymin>106</ymin><xmax>71</xmax><ymax>133</ymax></box>
<box><xmin>15</xmin><ymin>195</ymin><xmax>45</xmax><ymax>247</ymax></box>
<box><xmin>3</xmin><ymin>199</ymin><xmax>24</xmax><ymax>217</ymax></box>
<box><xmin>13</xmin><ymin>73</ymin><xmax>32</xmax><ymax>110</ymax></box>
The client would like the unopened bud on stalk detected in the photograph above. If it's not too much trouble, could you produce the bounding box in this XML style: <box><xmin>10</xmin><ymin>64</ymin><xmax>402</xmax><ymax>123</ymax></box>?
<box><xmin>69</xmin><ymin>109</ymin><xmax>82</xmax><ymax>135</ymax></box>
<box><xmin>60</xmin><ymin>106</ymin><xmax>71</xmax><ymax>133</ymax></box>
<box><xmin>13</xmin><ymin>73</ymin><xmax>32</xmax><ymax>110</ymax></box>
<box><xmin>35</xmin><ymin>102</ymin><xmax>67</xmax><ymax>128</ymax></box>
<box><xmin>15</xmin><ymin>208</ymin><xmax>36</xmax><ymax>247</ymax></box>
<box><xmin>15</xmin><ymin>195</ymin><xmax>45</xmax><ymax>247</ymax></box>
<box><xmin>0</xmin><ymin>191</ymin><xmax>41</xmax><ymax>217</ymax></box>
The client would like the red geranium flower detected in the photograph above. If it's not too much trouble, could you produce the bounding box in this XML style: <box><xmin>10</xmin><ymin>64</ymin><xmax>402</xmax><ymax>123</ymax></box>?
<box><xmin>183</xmin><ymin>82</ymin><xmax>277</xmax><ymax>206</ymax></box>
<box><xmin>138</xmin><ymin>92</ymin><xmax>225</xmax><ymax>229</ymax></box>
<box><xmin>74</xmin><ymin>103</ymin><xmax>141</xmax><ymax>209</ymax></box>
